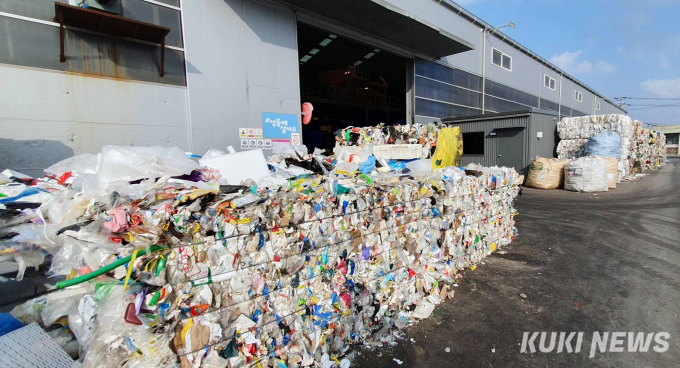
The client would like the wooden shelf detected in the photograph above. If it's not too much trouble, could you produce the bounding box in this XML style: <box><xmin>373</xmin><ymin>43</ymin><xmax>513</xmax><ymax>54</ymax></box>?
<box><xmin>54</xmin><ymin>2</ymin><xmax>171</xmax><ymax>76</ymax></box>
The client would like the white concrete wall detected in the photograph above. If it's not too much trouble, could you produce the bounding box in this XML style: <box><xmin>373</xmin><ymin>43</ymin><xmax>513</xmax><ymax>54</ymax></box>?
<box><xmin>0</xmin><ymin>64</ymin><xmax>190</xmax><ymax>176</ymax></box>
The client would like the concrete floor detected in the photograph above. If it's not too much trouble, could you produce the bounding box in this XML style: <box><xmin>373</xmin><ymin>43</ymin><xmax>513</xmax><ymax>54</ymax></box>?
<box><xmin>354</xmin><ymin>158</ymin><xmax>680</xmax><ymax>368</ymax></box>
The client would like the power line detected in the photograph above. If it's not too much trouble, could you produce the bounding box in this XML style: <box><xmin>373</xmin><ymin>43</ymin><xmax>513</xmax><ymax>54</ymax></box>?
<box><xmin>627</xmin><ymin>102</ymin><xmax>680</xmax><ymax>111</ymax></box>
<box><xmin>614</xmin><ymin>97</ymin><xmax>680</xmax><ymax>100</ymax></box>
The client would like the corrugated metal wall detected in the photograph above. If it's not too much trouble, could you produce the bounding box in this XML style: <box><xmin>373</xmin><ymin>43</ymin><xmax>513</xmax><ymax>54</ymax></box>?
<box><xmin>527</xmin><ymin>112</ymin><xmax>559</xmax><ymax>160</ymax></box>
<box><xmin>447</xmin><ymin>114</ymin><xmax>529</xmax><ymax>169</ymax></box>
<box><xmin>445</xmin><ymin>111</ymin><xmax>558</xmax><ymax>174</ymax></box>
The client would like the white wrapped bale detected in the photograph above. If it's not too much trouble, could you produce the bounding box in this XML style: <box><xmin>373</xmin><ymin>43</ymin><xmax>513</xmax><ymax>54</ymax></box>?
<box><xmin>557</xmin><ymin>139</ymin><xmax>588</xmax><ymax>159</ymax></box>
<box><xmin>564</xmin><ymin>156</ymin><xmax>608</xmax><ymax>192</ymax></box>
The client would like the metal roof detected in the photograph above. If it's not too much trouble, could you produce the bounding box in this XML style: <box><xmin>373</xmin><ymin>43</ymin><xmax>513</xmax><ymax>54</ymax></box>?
<box><xmin>281</xmin><ymin>0</ymin><xmax>475</xmax><ymax>58</ymax></box>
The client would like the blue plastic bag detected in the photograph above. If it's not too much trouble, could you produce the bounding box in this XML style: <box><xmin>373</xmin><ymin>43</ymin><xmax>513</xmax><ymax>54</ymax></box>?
<box><xmin>359</xmin><ymin>156</ymin><xmax>376</xmax><ymax>174</ymax></box>
<box><xmin>388</xmin><ymin>160</ymin><xmax>406</xmax><ymax>170</ymax></box>
<box><xmin>585</xmin><ymin>131</ymin><xmax>621</xmax><ymax>158</ymax></box>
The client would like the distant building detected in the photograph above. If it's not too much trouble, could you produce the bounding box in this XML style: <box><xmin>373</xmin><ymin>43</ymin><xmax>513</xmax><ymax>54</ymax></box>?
<box><xmin>654</xmin><ymin>125</ymin><xmax>680</xmax><ymax>157</ymax></box>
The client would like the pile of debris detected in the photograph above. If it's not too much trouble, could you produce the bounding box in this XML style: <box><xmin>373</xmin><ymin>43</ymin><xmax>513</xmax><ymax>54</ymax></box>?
<box><xmin>334</xmin><ymin>124</ymin><xmax>440</xmax><ymax>158</ymax></box>
<box><xmin>1</xmin><ymin>143</ymin><xmax>520</xmax><ymax>368</ymax></box>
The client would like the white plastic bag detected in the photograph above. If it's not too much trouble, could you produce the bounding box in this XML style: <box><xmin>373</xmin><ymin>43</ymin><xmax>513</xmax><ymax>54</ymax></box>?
<box><xmin>96</xmin><ymin>146</ymin><xmax>199</xmax><ymax>187</ymax></box>
<box><xmin>45</xmin><ymin>153</ymin><xmax>98</xmax><ymax>175</ymax></box>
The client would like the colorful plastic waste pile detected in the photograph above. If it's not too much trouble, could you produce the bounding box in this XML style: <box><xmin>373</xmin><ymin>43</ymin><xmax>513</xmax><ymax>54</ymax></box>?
<box><xmin>335</xmin><ymin>124</ymin><xmax>440</xmax><ymax>158</ymax></box>
<box><xmin>636</xmin><ymin>128</ymin><xmax>666</xmax><ymax>170</ymax></box>
<box><xmin>2</xmin><ymin>144</ymin><xmax>520</xmax><ymax>368</ymax></box>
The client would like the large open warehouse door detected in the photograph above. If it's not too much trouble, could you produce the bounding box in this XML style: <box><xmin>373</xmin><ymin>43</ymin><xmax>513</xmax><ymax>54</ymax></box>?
<box><xmin>296</xmin><ymin>22</ymin><xmax>412</xmax><ymax>151</ymax></box>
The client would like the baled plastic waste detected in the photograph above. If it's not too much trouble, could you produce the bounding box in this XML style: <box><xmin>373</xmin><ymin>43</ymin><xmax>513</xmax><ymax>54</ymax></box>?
<box><xmin>2</xmin><ymin>145</ymin><xmax>520</xmax><ymax>368</ymax></box>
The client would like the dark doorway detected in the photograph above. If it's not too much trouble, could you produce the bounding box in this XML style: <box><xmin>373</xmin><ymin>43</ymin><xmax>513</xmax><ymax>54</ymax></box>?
<box><xmin>297</xmin><ymin>22</ymin><xmax>409</xmax><ymax>151</ymax></box>
<box><xmin>496</xmin><ymin>128</ymin><xmax>524</xmax><ymax>172</ymax></box>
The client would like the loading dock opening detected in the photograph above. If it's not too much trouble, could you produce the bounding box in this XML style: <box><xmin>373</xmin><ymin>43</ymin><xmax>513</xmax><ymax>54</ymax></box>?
<box><xmin>296</xmin><ymin>22</ymin><xmax>410</xmax><ymax>151</ymax></box>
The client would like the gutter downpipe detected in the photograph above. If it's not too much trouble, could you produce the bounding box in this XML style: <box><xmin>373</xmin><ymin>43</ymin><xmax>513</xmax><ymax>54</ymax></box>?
<box><xmin>481</xmin><ymin>28</ymin><xmax>486</xmax><ymax>114</ymax></box>
<box><xmin>558</xmin><ymin>73</ymin><xmax>563</xmax><ymax>118</ymax></box>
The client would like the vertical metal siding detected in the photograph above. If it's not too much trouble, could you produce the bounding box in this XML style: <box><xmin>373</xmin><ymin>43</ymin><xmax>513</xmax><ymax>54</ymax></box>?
<box><xmin>527</xmin><ymin>112</ymin><xmax>558</xmax><ymax>161</ymax></box>
<box><xmin>446</xmin><ymin>111</ymin><xmax>559</xmax><ymax>174</ymax></box>
<box><xmin>447</xmin><ymin>114</ymin><xmax>529</xmax><ymax>170</ymax></box>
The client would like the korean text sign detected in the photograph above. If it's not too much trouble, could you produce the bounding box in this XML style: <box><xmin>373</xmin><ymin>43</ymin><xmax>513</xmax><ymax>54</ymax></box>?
<box><xmin>262</xmin><ymin>113</ymin><xmax>299</xmax><ymax>139</ymax></box>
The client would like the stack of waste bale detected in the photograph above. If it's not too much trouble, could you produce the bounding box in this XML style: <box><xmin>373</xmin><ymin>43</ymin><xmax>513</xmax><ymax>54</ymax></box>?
<box><xmin>557</xmin><ymin>115</ymin><xmax>642</xmax><ymax>180</ymax></box>
<box><xmin>3</xmin><ymin>144</ymin><xmax>520</xmax><ymax>368</ymax></box>
<box><xmin>637</xmin><ymin>128</ymin><xmax>666</xmax><ymax>170</ymax></box>
<box><xmin>335</xmin><ymin>123</ymin><xmax>441</xmax><ymax>158</ymax></box>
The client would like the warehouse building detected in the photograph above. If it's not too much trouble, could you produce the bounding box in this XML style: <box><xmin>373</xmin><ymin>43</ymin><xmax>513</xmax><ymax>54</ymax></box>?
<box><xmin>0</xmin><ymin>0</ymin><xmax>626</xmax><ymax>175</ymax></box>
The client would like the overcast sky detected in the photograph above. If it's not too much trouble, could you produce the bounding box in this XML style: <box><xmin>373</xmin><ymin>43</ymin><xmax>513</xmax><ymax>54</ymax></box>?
<box><xmin>458</xmin><ymin>0</ymin><xmax>680</xmax><ymax>126</ymax></box>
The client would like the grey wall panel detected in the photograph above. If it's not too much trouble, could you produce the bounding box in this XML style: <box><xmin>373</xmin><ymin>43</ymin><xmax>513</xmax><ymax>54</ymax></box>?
<box><xmin>182</xmin><ymin>0</ymin><xmax>302</xmax><ymax>154</ymax></box>
<box><xmin>539</xmin><ymin>64</ymin><xmax>560</xmax><ymax>103</ymax></box>
<box><xmin>0</xmin><ymin>17</ymin><xmax>62</xmax><ymax>71</ymax></box>
<box><xmin>0</xmin><ymin>64</ymin><xmax>190</xmax><ymax>176</ymax></box>
<box><xmin>447</xmin><ymin>115</ymin><xmax>530</xmax><ymax>171</ymax></box>
<box><xmin>578</xmin><ymin>87</ymin><xmax>594</xmax><ymax>115</ymax></box>
<box><xmin>527</xmin><ymin>112</ymin><xmax>558</xmax><ymax>160</ymax></box>
<box><xmin>0</xmin><ymin>17</ymin><xmax>186</xmax><ymax>86</ymax></box>
<box><xmin>153</xmin><ymin>0</ymin><xmax>180</xmax><ymax>6</ymax></box>
<box><xmin>559</xmin><ymin>78</ymin><xmax>575</xmax><ymax>111</ymax></box>
<box><xmin>485</xmin><ymin>36</ymin><xmax>541</xmax><ymax>97</ymax></box>
<box><xmin>0</xmin><ymin>0</ymin><xmax>56</xmax><ymax>22</ymax></box>
<box><xmin>121</xmin><ymin>0</ymin><xmax>184</xmax><ymax>47</ymax></box>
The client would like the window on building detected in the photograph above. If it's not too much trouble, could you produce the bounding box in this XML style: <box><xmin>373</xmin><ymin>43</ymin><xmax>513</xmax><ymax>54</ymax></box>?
<box><xmin>544</xmin><ymin>75</ymin><xmax>556</xmax><ymax>90</ymax></box>
<box><xmin>667</xmin><ymin>133</ymin><xmax>679</xmax><ymax>145</ymax></box>
<box><xmin>574</xmin><ymin>90</ymin><xmax>583</xmax><ymax>102</ymax></box>
<box><xmin>595</xmin><ymin>101</ymin><xmax>601</xmax><ymax>110</ymax></box>
<box><xmin>492</xmin><ymin>48</ymin><xmax>512</xmax><ymax>71</ymax></box>
<box><xmin>462</xmin><ymin>132</ymin><xmax>485</xmax><ymax>154</ymax></box>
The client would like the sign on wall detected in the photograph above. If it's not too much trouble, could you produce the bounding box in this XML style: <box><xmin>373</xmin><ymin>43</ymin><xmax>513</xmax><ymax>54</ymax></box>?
<box><xmin>262</xmin><ymin>112</ymin><xmax>299</xmax><ymax>139</ymax></box>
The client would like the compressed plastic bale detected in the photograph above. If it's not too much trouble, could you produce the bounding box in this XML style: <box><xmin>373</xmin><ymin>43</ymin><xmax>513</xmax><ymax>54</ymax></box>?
<box><xmin>585</xmin><ymin>131</ymin><xmax>621</xmax><ymax>158</ymax></box>
<box><xmin>557</xmin><ymin>139</ymin><xmax>588</xmax><ymax>159</ymax></box>
<box><xmin>8</xmin><ymin>143</ymin><xmax>525</xmax><ymax>367</ymax></box>
<box><xmin>564</xmin><ymin>156</ymin><xmax>608</xmax><ymax>192</ymax></box>
<box><xmin>603</xmin><ymin>157</ymin><xmax>618</xmax><ymax>189</ymax></box>
<box><xmin>524</xmin><ymin>158</ymin><xmax>569</xmax><ymax>189</ymax></box>
<box><xmin>431</xmin><ymin>126</ymin><xmax>463</xmax><ymax>169</ymax></box>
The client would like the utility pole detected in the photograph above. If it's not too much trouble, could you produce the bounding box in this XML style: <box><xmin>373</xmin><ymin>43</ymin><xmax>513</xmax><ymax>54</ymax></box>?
<box><xmin>620</xmin><ymin>91</ymin><xmax>625</xmax><ymax>108</ymax></box>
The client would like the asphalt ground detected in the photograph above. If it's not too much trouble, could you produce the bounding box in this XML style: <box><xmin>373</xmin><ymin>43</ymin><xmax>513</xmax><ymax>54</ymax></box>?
<box><xmin>354</xmin><ymin>158</ymin><xmax>680</xmax><ymax>368</ymax></box>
